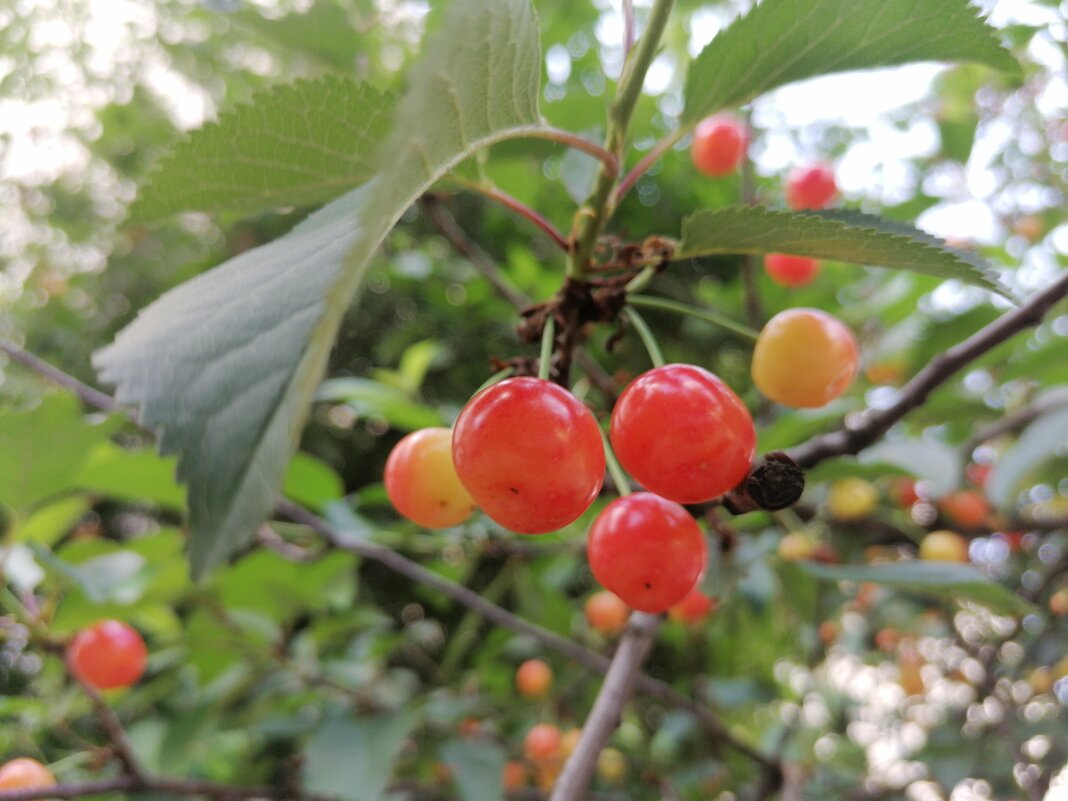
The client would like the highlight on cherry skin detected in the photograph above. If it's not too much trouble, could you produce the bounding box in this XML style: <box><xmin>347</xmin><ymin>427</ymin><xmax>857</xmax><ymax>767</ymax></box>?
<box><xmin>452</xmin><ymin>377</ymin><xmax>605</xmax><ymax>534</ymax></box>
<box><xmin>764</xmin><ymin>253</ymin><xmax>820</xmax><ymax>287</ymax></box>
<box><xmin>610</xmin><ymin>364</ymin><xmax>756</xmax><ymax>505</ymax></box>
<box><xmin>587</xmin><ymin>492</ymin><xmax>708</xmax><ymax>614</ymax></box>
<box><xmin>0</xmin><ymin>758</ymin><xmax>55</xmax><ymax>791</ymax></box>
<box><xmin>384</xmin><ymin>427</ymin><xmax>476</xmax><ymax>529</ymax></box>
<box><xmin>67</xmin><ymin>619</ymin><xmax>147</xmax><ymax>690</ymax></box>
<box><xmin>751</xmin><ymin>307</ymin><xmax>859</xmax><ymax>408</ymax></box>
<box><xmin>690</xmin><ymin>114</ymin><xmax>749</xmax><ymax>177</ymax></box>
<box><xmin>785</xmin><ymin>163</ymin><xmax>838</xmax><ymax>210</ymax></box>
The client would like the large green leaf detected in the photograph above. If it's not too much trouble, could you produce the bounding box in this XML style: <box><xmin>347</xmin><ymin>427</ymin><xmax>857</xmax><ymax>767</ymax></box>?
<box><xmin>986</xmin><ymin>403</ymin><xmax>1068</xmax><ymax>508</ymax></box>
<box><xmin>441</xmin><ymin>739</ymin><xmax>506</xmax><ymax>801</ymax></box>
<box><xmin>677</xmin><ymin>207</ymin><xmax>1010</xmax><ymax>296</ymax></box>
<box><xmin>798</xmin><ymin>561</ymin><xmax>1034</xmax><ymax>616</ymax></box>
<box><xmin>130</xmin><ymin>76</ymin><xmax>393</xmax><ymax>222</ymax></box>
<box><xmin>303</xmin><ymin>712</ymin><xmax>416</xmax><ymax>801</ymax></box>
<box><xmin>682</xmin><ymin>0</ymin><xmax>1017</xmax><ymax>124</ymax></box>
<box><xmin>95</xmin><ymin>0</ymin><xmax>544</xmax><ymax>578</ymax></box>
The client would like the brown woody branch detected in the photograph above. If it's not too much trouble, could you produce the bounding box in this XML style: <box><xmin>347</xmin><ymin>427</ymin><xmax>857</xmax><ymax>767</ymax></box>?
<box><xmin>788</xmin><ymin>270</ymin><xmax>1068</xmax><ymax>470</ymax></box>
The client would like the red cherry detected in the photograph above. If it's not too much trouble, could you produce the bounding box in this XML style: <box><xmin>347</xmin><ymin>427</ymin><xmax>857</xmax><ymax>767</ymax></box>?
<box><xmin>668</xmin><ymin>588</ymin><xmax>716</xmax><ymax>624</ymax></box>
<box><xmin>691</xmin><ymin>115</ymin><xmax>749</xmax><ymax>177</ymax></box>
<box><xmin>764</xmin><ymin>253</ymin><xmax>820</xmax><ymax>287</ymax></box>
<box><xmin>587</xmin><ymin>493</ymin><xmax>707</xmax><ymax>613</ymax></box>
<box><xmin>940</xmin><ymin>490</ymin><xmax>991</xmax><ymax>529</ymax></box>
<box><xmin>523</xmin><ymin>724</ymin><xmax>562</xmax><ymax>762</ymax></box>
<box><xmin>786</xmin><ymin>164</ymin><xmax>837</xmax><ymax>210</ymax></box>
<box><xmin>0</xmin><ymin>759</ymin><xmax>55</xmax><ymax>791</ymax></box>
<box><xmin>610</xmin><ymin>364</ymin><xmax>755</xmax><ymax>504</ymax></box>
<box><xmin>384</xmin><ymin>427</ymin><xmax>475</xmax><ymax>528</ymax></box>
<box><xmin>67</xmin><ymin>620</ymin><xmax>147</xmax><ymax>690</ymax></box>
<box><xmin>890</xmin><ymin>477</ymin><xmax>920</xmax><ymax>508</ymax></box>
<box><xmin>452</xmin><ymin>377</ymin><xmax>605</xmax><ymax>534</ymax></box>
<box><xmin>965</xmin><ymin>462</ymin><xmax>991</xmax><ymax>488</ymax></box>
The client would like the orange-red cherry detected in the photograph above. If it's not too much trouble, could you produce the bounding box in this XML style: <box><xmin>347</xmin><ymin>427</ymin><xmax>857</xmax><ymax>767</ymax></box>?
<box><xmin>584</xmin><ymin>591</ymin><xmax>629</xmax><ymax>635</ymax></box>
<box><xmin>751</xmin><ymin>308</ymin><xmax>858</xmax><ymax>408</ymax></box>
<box><xmin>668</xmin><ymin>588</ymin><xmax>716</xmax><ymax>624</ymax></box>
<box><xmin>523</xmin><ymin>724</ymin><xmax>562</xmax><ymax>762</ymax></box>
<box><xmin>764</xmin><ymin>253</ymin><xmax>820</xmax><ymax>287</ymax></box>
<box><xmin>384</xmin><ymin>427</ymin><xmax>475</xmax><ymax>528</ymax></box>
<box><xmin>691</xmin><ymin>115</ymin><xmax>749</xmax><ymax>177</ymax></box>
<box><xmin>786</xmin><ymin>164</ymin><xmax>837</xmax><ymax>210</ymax></box>
<box><xmin>452</xmin><ymin>377</ymin><xmax>605</xmax><ymax>534</ymax></box>
<box><xmin>940</xmin><ymin>490</ymin><xmax>990</xmax><ymax>529</ymax></box>
<box><xmin>515</xmin><ymin>658</ymin><xmax>553</xmax><ymax>698</ymax></box>
<box><xmin>610</xmin><ymin>364</ymin><xmax>755</xmax><ymax>504</ymax></box>
<box><xmin>0</xmin><ymin>759</ymin><xmax>55</xmax><ymax>791</ymax></box>
<box><xmin>67</xmin><ymin>620</ymin><xmax>147</xmax><ymax>690</ymax></box>
<box><xmin>587</xmin><ymin>493</ymin><xmax>707</xmax><ymax>613</ymax></box>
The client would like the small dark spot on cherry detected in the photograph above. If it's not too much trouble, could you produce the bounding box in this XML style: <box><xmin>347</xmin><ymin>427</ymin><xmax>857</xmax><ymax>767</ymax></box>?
<box><xmin>644</xmin><ymin>582</ymin><xmax>652</xmax><ymax>590</ymax></box>
<box><xmin>510</xmin><ymin>487</ymin><xmax>520</xmax><ymax>494</ymax></box>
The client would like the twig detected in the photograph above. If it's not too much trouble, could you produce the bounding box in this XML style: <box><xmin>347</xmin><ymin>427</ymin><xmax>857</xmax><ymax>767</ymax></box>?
<box><xmin>621</xmin><ymin>0</ymin><xmax>635</xmax><ymax>57</ymax></box>
<box><xmin>527</xmin><ymin>127</ymin><xmax>620</xmax><ymax>178</ymax></box>
<box><xmin>962</xmin><ymin>386</ymin><xmax>1068</xmax><ymax>454</ymax></box>
<box><xmin>75</xmin><ymin>680</ymin><xmax>147</xmax><ymax>781</ymax></box>
<box><xmin>436</xmin><ymin>185</ymin><xmax>569</xmax><ymax>253</ymax></box>
<box><xmin>612</xmin><ymin>132</ymin><xmax>682</xmax><ymax>208</ymax></box>
<box><xmin>549</xmin><ymin>612</ymin><xmax>660</xmax><ymax>801</ymax></box>
<box><xmin>0</xmin><ymin>341</ymin><xmax>123</xmax><ymax>415</ymax></box>
<box><xmin>0</xmin><ymin>776</ymin><xmax>337</xmax><ymax>801</ymax></box>
<box><xmin>788</xmin><ymin>270</ymin><xmax>1068</xmax><ymax>470</ymax></box>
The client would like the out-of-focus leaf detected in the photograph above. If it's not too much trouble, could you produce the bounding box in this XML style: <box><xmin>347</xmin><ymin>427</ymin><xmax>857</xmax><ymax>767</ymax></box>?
<box><xmin>75</xmin><ymin>443</ymin><xmax>185</xmax><ymax>508</ymax></box>
<box><xmin>283</xmin><ymin>453</ymin><xmax>344</xmax><ymax>512</ymax></box>
<box><xmin>303</xmin><ymin>712</ymin><xmax>416</xmax><ymax>801</ymax></box>
<box><xmin>14</xmin><ymin>496</ymin><xmax>90</xmax><ymax>546</ymax></box>
<box><xmin>683</xmin><ymin>0</ymin><xmax>1018</xmax><ymax>123</ymax></box>
<box><xmin>317</xmin><ymin>377</ymin><xmax>444</xmax><ymax>432</ymax></box>
<box><xmin>678</xmin><ymin>207</ymin><xmax>1010</xmax><ymax>297</ymax></box>
<box><xmin>798</xmin><ymin>561</ymin><xmax>1035</xmax><ymax>616</ymax></box>
<box><xmin>0</xmin><ymin>394</ymin><xmax>121</xmax><ymax>514</ymax></box>
<box><xmin>440</xmin><ymin>739</ymin><xmax>506</xmax><ymax>801</ymax></box>
<box><xmin>859</xmin><ymin>439</ymin><xmax>963</xmax><ymax>495</ymax></box>
<box><xmin>372</xmin><ymin>339</ymin><xmax>443</xmax><ymax>395</ymax></box>
<box><xmin>214</xmin><ymin>549</ymin><xmax>356</xmax><ymax>623</ymax></box>
<box><xmin>987</xmin><ymin>404</ymin><xmax>1068</xmax><ymax>508</ymax></box>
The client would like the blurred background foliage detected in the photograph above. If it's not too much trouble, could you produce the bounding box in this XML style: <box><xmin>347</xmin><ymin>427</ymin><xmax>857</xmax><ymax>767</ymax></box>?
<box><xmin>1</xmin><ymin>1</ymin><xmax>1068</xmax><ymax>800</ymax></box>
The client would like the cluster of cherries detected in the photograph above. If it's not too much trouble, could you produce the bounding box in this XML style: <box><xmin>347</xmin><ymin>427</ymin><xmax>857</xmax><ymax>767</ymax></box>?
<box><xmin>0</xmin><ymin>620</ymin><xmax>146</xmax><ymax>791</ymax></box>
<box><xmin>691</xmin><ymin>113</ymin><xmax>837</xmax><ymax>287</ymax></box>
<box><xmin>386</xmin><ymin>341</ymin><xmax>858</xmax><ymax>615</ymax></box>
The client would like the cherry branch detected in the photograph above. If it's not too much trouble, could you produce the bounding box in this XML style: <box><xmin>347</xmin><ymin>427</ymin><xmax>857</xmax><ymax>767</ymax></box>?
<box><xmin>611</xmin><ymin>131</ymin><xmax>682</xmax><ymax>208</ymax></box>
<box><xmin>962</xmin><ymin>385</ymin><xmax>1068</xmax><ymax>455</ymax></box>
<box><xmin>430</xmin><ymin>186</ymin><xmax>569</xmax><ymax>253</ymax></box>
<box><xmin>525</xmin><ymin>127</ymin><xmax>620</xmax><ymax>178</ymax></box>
<box><xmin>787</xmin><ymin>270</ymin><xmax>1068</xmax><ymax>470</ymax></box>
<box><xmin>76</xmin><ymin>680</ymin><xmax>146</xmax><ymax>781</ymax></box>
<box><xmin>549</xmin><ymin>612</ymin><xmax>659</xmax><ymax>801</ymax></box>
<box><xmin>0</xmin><ymin>341</ymin><xmax>123</xmax><ymax>415</ymax></box>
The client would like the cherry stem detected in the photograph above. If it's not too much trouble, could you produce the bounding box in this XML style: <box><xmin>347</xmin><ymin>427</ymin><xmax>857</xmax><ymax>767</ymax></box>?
<box><xmin>622</xmin><ymin>306</ymin><xmax>665</xmax><ymax>367</ymax></box>
<box><xmin>622</xmin><ymin>0</ymin><xmax>635</xmax><ymax>56</ymax></box>
<box><xmin>475</xmin><ymin>367</ymin><xmax>514</xmax><ymax>394</ymax></box>
<box><xmin>526</xmin><ymin>127</ymin><xmax>620</xmax><ymax>178</ymax></box>
<box><xmin>538</xmin><ymin>315</ymin><xmax>556</xmax><ymax>381</ymax></box>
<box><xmin>451</xmin><ymin>182</ymin><xmax>569</xmax><ymax>252</ymax></box>
<box><xmin>611</xmin><ymin>129</ymin><xmax>684</xmax><ymax>209</ymax></box>
<box><xmin>600</xmin><ymin>428</ymin><xmax>632</xmax><ymax>497</ymax></box>
<box><xmin>628</xmin><ymin>295</ymin><xmax>760</xmax><ymax>341</ymax></box>
<box><xmin>773</xmin><ymin>506</ymin><xmax>808</xmax><ymax>533</ymax></box>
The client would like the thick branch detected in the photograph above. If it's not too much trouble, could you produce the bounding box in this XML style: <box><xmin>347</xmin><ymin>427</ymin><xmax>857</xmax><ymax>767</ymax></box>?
<box><xmin>788</xmin><ymin>271</ymin><xmax>1068</xmax><ymax>469</ymax></box>
<box><xmin>549</xmin><ymin>612</ymin><xmax>660</xmax><ymax>801</ymax></box>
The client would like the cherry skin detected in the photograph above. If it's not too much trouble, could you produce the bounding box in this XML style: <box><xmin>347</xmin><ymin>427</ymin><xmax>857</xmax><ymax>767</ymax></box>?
<box><xmin>785</xmin><ymin>164</ymin><xmax>837</xmax><ymax>210</ymax></box>
<box><xmin>691</xmin><ymin>115</ymin><xmax>749</xmax><ymax>177</ymax></box>
<box><xmin>67</xmin><ymin>619</ymin><xmax>147</xmax><ymax>690</ymax></box>
<box><xmin>587</xmin><ymin>492</ymin><xmax>707</xmax><ymax>614</ymax></box>
<box><xmin>668</xmin><ymin>587</ymin><xmax>716</xmax><ymax>624</ymax></box>
<box><xmin>584</xmin><ymin>591</ymin><xmax>629</xmax><ymax>635</ymax></box>
<box><xmin>751</xmin><ymin>308</ymin><xmax>858</xmax><ymax>408</ymax></box>
<box><xmin>452</xmin><ymin>377</ymin><xmax>605</xmax><ymax>534</ymax></box>
<box><xmin>890</xmin><ymin>477</ymin><xmax>920</xmax><ymax>508</ymax></box>
<box><xmin>827</xmin><ymin>478</ymin><xmax>878</xmax><ymax>521</ymax></box>
<box><xmin>384</xmin><ymin>427</ymin><xmax>475</xmax><ymax>529</ymax></box>
<box><xmin>778</xmin><ymin>531</ymin><xmax>816</xmax><ymax>561</ymax></box>
<box><xmin>523</xmin><ymin>724</ymin><xmax>562</xmax><ymax>762</ymax></box>
<box><xmin>939</xmin><ymin>490</ymin><xmax>990</xmax><ymax>529</ymax></box>
<box><xmin>918</xmin><ymin>530</ymin><xmax>970</xmax><ymax>563</ymax></box>
<box><xmin>764</xmin><ymin>253</ymin><xmax>820</xmax><ymax>287</ymax></box>
<box><xmin>0</xmin><ymin>759</ymin><xmax>55</xmax><ymax>791</ymax></box>
<box><xmin>596</xmin><ymin>748</ymin><xmax>627</xmax><ymax>783</ymax></box>
<box><xmin>610</xmin><ymin>364</ymin><xmax>755</xmax><ymax>504</ymax></box>
<box><xmin>502</xmin><ymin>761</ymin><xmax>528</xmax><ymax>791</ymax></box>
<box><xmin>515</xmin><ymin>658</ymin><xmax>553</xmax><ymax>698</ymax></box>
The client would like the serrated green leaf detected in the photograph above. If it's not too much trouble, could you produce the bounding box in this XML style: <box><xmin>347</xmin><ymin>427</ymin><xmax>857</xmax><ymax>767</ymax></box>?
<box><xmin>677</xmin><ymin>207</ymin><xmax>1010</xmax><ymax>297</ymax></box>
<box><xmin>986</xmin><ymin>404</ymin><xmax>1068</xmax><ymax>508</ymax></box>
<box><xmin>303</xmin><ymin>712</ymin><xmax>416</xmax><ymax>801</ymax></box>
<box><xmin>95</xmin><ymin>0</ymin><xmax>544</xmax><ymax>578</ymax></box>
<box><xmin>317</xmin><ymin>377</ymin><xmax>445</xmax><ymax>432</ymax></box>
<box><xmin>131</xmin><ymin>76</ymin><xmax>393</xmax><ymax>222</ymax></box>
<box><xmin>682</xmin><ymin>0</ymin><xmax>1018</xmax><ymax>124</ymax></box>
<box><xmin>798</xmin><ymin>561</ymin><xmax>1034</xmax><ymax>616</ymax></box>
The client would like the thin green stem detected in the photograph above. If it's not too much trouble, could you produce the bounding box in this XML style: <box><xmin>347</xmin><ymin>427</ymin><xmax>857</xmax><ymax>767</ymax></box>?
<box><xmin>624</xmin><ymin>265</ymin><xmax>658</xmax><ymax>294</ymax></box>
<box><xmin>773</xmin><ymin>507</ymin><xmax>808</xmax><ymax>533</ymax></box>
<box><xmin>567</xmin><ymin>0</ymin><xmax>677</xmax><ymax>279</ymax></box>
<box><xmin>538</xmin><ymin>316</ymin><xmax>556</xmax><ymax>381</ymax></box>
<box><xmin>622</xmin><ymin>306</ymin><xmax>665</xmax><ymax>368</ymax></box>
<box><xmin>600</xmin><ymin>429</ymin><xmax>632</xmax><ymax>497</ymax></box>
<box><xmin>628</xmin><ymin>295</ymin><xmax>760</xmax><ymax>341</ymax></box>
